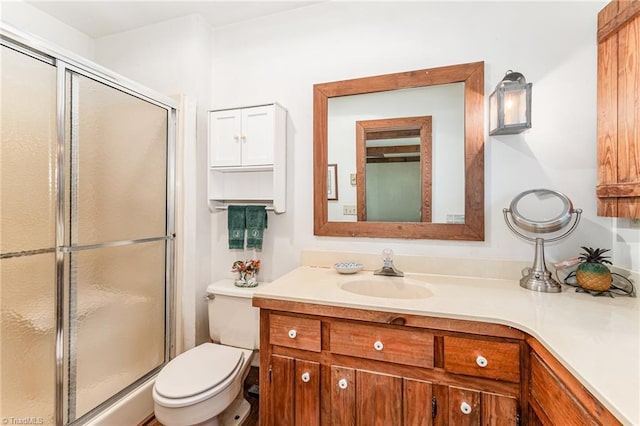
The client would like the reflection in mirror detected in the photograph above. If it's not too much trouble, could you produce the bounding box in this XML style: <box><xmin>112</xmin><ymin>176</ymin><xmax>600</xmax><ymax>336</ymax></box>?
<box><xmin>357</xmin><ymin>116</ymin><xmax>432</xmax><ymax>222</ymax></box>
<box><xmin>314</xmin><ymin>61</ymin><xmax>485</xmax><ymax>240</ymax></box>
<box><xmin>329</xmin><ymin>84</ymin><xmax>465</xmax><ymax>224</ymax></box>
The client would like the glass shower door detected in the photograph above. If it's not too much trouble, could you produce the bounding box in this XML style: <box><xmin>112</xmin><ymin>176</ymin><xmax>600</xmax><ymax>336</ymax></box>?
<box><xmin>0</xmin><ymin>44</ymin><xmax>58</xmax><ymax>425</ymax></box>
<box><xmin>64</xmin><ymin>71</ymin><xmax>169</xmax><ymax>421</ymax></box>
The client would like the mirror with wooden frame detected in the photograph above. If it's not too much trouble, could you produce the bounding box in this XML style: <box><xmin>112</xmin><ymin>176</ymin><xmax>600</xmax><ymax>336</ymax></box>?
<box><xmin>313</xmin><ymin>61</ymin><xmax>485</xmax><ymax>240</ymax></box>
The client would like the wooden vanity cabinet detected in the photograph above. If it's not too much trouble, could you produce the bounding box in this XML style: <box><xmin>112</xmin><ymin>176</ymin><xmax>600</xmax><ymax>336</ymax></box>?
<box><xmin>596</xmin><ymin>0</ymin><xmax>640</xmax><ymax>218</ymax></box>
<box><xmin>255</xmin><ymin>302</ymin><xmax>524</xmax><ymax>426</ymax></box>
<box><xmin>525</xmin><ymin>337</ymin><xmax>622</xmax><ymax>426</ymax></box>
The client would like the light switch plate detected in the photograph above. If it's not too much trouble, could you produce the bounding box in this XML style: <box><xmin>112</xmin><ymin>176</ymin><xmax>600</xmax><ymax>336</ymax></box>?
<box><xmin>343</xmin><ymin>205</ymin><xmax>357</xmax><ymax>215</ymax></box>
<box><xmin>350</xmin><ymin>174</ymin><xmax>357</xmax><ymax>186</ymax></box>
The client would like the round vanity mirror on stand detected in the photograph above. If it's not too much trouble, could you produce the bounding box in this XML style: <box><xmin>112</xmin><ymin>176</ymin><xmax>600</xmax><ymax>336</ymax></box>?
<box><xmin>503</xmin><ymin>189</ymin><xmax>582</xmax><ymax>293</ymax></box>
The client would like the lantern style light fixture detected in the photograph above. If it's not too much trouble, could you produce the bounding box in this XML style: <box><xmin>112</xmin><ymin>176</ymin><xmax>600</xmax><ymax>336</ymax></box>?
<box><xmin>489</xmin><ymin>70</ymin><xmax>532</xmax><ymax>135</ymax></box>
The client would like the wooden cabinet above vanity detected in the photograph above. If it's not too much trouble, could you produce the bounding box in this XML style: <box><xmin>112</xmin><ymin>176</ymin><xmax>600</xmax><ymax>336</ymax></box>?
<box><xmin>597</xmin><ymin>0</ymin><xmax>640</xmax><ymax>218</ymax></box>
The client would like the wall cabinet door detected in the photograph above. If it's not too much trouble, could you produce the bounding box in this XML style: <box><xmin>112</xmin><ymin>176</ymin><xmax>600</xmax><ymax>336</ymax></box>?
<box><xmin>209</xmin><ymin>109</ymin><xmax>242</xmax><ymax>167</ymax></box>
<box><xmin>596</xmin><ymin>1</ymin><xmax>640</xmax><ymax>217</ymax></box>
<box><xmin>209</xmin><ymin>105</ymin><xmax>275</xmax><ymax>167</ymax></box>
<box><xmin>241</xmin><ymin>106</ymin><xmax>275</xmax><ymax>166</ymax></box>
<box><xmin>268</xmin><ymin>355</ymin><xmax>320</xmax><ymax>426</ymax></box>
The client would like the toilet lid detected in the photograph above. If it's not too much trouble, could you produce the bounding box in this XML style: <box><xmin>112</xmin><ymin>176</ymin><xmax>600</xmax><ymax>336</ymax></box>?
<box><xmin>154</xmin><ymin>343</ymin><xmax>244</xmax><ymax>399</ymax></box>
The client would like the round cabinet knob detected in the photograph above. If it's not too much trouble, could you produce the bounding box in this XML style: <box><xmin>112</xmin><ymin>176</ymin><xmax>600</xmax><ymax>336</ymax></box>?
<box><xmin>460</xmin><ymin>402</ymin><xmax>472</xmax><ymax>415</ymax></box>
<box><xmin>373</xmin><ymin>341</ymin><xmax>384</xmax><ymax>351</ymax></box>
<box><xmin>338</xmin><ymin>379</ymin><xmax>348</xmax><ymax>389</ymax></box>
<box><xmin>476</xmin><ymin>355</ymin><xmax>488</xmax><ymax>368</ymax></box>
<box><xmin>301</xmin><ymin>372</ymin><xmax>310</xmax><ymax>383</ymax></box>
<box><xmin>234</xmin><ymin>134</ymin><xmax>240</xmax><ymax>140</ymax></box>
<box><xmin>288</xmin><ymin>329</ymin><xmax>297</xmax><ymax>339</ymax></box>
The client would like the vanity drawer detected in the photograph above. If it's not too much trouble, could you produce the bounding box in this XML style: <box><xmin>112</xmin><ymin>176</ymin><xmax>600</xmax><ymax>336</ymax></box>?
<box><xmin>443</xmin><ymin>336</ymin><xmax>520</xmax><ymax>382</ymax></box>
<box><xmin>330</xmin><ymin>321</ymin><xmax>434</xmax><ymax>368</ymax></box>
<box><xmin>269</xmin><ymin>313</ymin><xmax>321</xmax><ymax>352</ymax></box>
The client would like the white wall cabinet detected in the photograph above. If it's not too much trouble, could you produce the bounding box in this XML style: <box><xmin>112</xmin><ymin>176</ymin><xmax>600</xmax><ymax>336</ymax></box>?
<box><xmin>207</xmin><ymin>103</ymin><xmax>287</xmax><ymax>212</ymax></box>
<box><xmin>209</xmin><ymin>105</ymin><xmax>276</xmax><ymax>167</ymax></box>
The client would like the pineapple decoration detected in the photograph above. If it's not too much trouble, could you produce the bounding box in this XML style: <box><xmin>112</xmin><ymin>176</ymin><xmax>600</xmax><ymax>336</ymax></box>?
<box><xmin>576</xmin><ymin>247</ymin><xmax>613</xmax><ymax>292</ymax></box>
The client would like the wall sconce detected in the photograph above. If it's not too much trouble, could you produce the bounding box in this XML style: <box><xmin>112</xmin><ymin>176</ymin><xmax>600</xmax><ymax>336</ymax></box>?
<box><xmin>489</xmin><ymin>70</ymin><xmax>532</xmax><ymax>135</ymax></box>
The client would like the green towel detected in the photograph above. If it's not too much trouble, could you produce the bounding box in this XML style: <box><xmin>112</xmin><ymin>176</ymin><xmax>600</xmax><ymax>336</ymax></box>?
<box><xmin>228</xmin><ymin>205</ymin><xmax>246</xmax><ymax>249</ymax></box>
<box><xmin>246</xmin><ymin>205</ymin><xmax>268</xmax><ymax>250</ymax></box>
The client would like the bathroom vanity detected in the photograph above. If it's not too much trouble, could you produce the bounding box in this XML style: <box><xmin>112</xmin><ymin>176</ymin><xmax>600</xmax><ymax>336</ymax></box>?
<box><xmin>253</xmin><ymin>259</ymin><xmax>638</xmax><ymax>425</ymax></box>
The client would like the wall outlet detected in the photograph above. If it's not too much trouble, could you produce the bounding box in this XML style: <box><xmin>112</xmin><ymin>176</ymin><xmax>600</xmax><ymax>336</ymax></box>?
<box><xmin>446</xmin><ymin>214</ymin><xmax>465</xmax><ymax>224</ymax></box>
<box><xmin>343</xmin><ymin>205</ymin><xmax>357</xmax><ymax>215</ymax></box>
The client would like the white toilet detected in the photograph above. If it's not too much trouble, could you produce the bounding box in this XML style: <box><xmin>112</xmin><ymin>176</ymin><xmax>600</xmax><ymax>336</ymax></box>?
<box><xmin>153</xmin><ymin>280</ymin><xmax>260</xmax><ymax>426</ymax></box>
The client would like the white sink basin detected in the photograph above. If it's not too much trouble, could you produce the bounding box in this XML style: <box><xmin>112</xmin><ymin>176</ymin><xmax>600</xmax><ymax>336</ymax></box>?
<box><xmin>339</xmin><ymin>276</ymin><xmax>433</xmax><ymax>299</ymax></box>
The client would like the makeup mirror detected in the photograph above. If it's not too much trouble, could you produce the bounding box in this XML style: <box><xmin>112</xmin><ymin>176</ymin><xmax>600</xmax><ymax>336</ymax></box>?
<box><xmin>503</xmin><ymin>189</ymin><xmax>582</xmax><ymax>292</ymax></box>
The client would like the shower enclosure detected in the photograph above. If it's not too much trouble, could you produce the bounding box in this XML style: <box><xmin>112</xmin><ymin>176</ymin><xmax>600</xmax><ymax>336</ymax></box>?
<box><xmin>1</xmin><ymin>26</ymin><xmax>176</xmax><ymax>425</ymax></box>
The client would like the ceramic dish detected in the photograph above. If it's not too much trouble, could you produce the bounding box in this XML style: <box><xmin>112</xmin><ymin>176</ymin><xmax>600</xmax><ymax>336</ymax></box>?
<box><xmin>334</xmin><ymin>262</ymin><xmax>363</xmax><ymax>274</ymax></box>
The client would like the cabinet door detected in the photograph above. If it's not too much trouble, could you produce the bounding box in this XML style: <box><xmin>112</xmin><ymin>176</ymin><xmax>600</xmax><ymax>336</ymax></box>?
<box><xmin>404</xmin><ymin>378</ymin><xmax>434</xmax><ymax>426</ymax></box>
<box><xmin>529</xmin><ymin>353</ymin><xmax>596</xmax><ymax>425</ymax></box>
<box><xmin>447</xmin><ymin>387</ymin><xmax>517</xmax><ymax>426</ymax></box>
<box><xmin>597</xmin><ymin>7</ymin><xmax>640</xmax><ymax>217</ymax></box>
<box><xmin>448</xmin><ymin>387</ymin><xmax>481</xmax><ymax>425</ymax></box>
<box><xmin>331</xmin><ymin>366</ymin><xmax>356</xmax><ymax>426</ymax></box>
<box><xmin>270</xmin><ymin>355</ymin><xmax>294</xmax><ymax>425</ymax></box>
<box><xmin>242</xmin><ymin>105</ymin><xmax>274</xmax><ymax>166</ymax></box>
<box><xmin>481</xmin><ymin>393</ymin><xmax>518</xmax><ymax>426</ymax></box>
<box><xmin>295</xmin><ymin>359</ymin><xmax>320</xmax><ymax>426</ymax></box>
<box><xmin>356</xmin><ymin>370</ymin><xmax>403</xmax><ymax>426</ymax></box>
<box><xmin>209</xmin><ymin>109</ymin><xmax>242</xmax><ymax>167</ymax></box>
<box><xmin>331</xmin><ymin>368</ymin><xmax>434</xmax><ymax>426</ymax></box>
<box><xmin>268</xmin><ymin>355</ymin><xmax>320</xmax><ymax>426</ymax></box>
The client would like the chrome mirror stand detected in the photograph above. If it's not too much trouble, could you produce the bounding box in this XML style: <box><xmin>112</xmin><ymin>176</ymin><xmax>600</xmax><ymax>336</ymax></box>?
<box><xmin>503</xmin><ymin>189</ymin><xmax>582</xmax><ymax>293</ymax></box>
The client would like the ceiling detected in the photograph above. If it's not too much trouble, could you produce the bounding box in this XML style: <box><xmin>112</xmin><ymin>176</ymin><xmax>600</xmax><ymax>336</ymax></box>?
<box><xmin>27</xmin><ymin>1</ymin><xmax>322</xmax><ymax>38</ymax></box>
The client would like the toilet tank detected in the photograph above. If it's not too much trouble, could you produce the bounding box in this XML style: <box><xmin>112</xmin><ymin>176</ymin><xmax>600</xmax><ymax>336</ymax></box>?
<box><xmin>206</xmin><ymin>280</ymin><xmax>260</xmax><ymax>350</ymax></box>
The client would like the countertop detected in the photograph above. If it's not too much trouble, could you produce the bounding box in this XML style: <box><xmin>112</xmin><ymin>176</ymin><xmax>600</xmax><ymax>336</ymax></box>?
<box><xmin>253</xmin><ymin>265</ymin><xmax>639</xmax><ymax>425</ymax></box>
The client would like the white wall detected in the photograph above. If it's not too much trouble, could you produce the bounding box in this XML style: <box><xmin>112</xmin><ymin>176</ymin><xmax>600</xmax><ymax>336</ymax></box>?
<box><xmin>211</xmin><ymin>0</ymin><xmax>639</xmax><ymax>279</ymax></box>
<box><xmin>0</xmin><ymin>1</ymin><xmax>95</xmax><ymax>59</ymax></box>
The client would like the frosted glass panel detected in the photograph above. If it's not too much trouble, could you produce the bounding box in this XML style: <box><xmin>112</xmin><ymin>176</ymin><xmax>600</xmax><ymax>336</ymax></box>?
<box><xmin>71</xmin><ymin>74</ymin><xmax>168</xmax><ymax>245</ymax></box>
<box><xmin>0</xmin><ymin>46</ymin><xmax>57</xmax><ymax>254</ymax></box>
<box><xmin>0</xmin><ymin>253</ymin><xmax>56</xmax><ymax>424</ymax></box>
<box><xmin>366</xmin><ymin>162</ymin><xmax>421</xmax><ymax>222</ymax></box>
<box><xmin>73</xmin><ymin>241</ymin><xmax>165</xmax><ymax>417</ymax></box>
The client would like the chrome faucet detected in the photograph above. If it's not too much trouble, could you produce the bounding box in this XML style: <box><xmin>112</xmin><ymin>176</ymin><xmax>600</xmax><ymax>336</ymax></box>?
<box><xmin>374</xmin><ymin>248</ymin><xmax>404</xmax><ymax>277</ymax></box>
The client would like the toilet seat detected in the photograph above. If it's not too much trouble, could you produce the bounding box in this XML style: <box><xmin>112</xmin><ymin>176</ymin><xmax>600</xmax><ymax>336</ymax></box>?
<box><xmin>153</xmin><ymin>343</ymin><xmax>245</xmax><ymax>408</ymax></box>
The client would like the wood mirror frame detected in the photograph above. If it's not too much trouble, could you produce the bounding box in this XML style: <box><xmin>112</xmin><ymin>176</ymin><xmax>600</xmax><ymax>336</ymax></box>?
<box><xmin>313</xmin><ymin>61</ymin><xmax>485</xmax><ymax>240</ymax></box>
